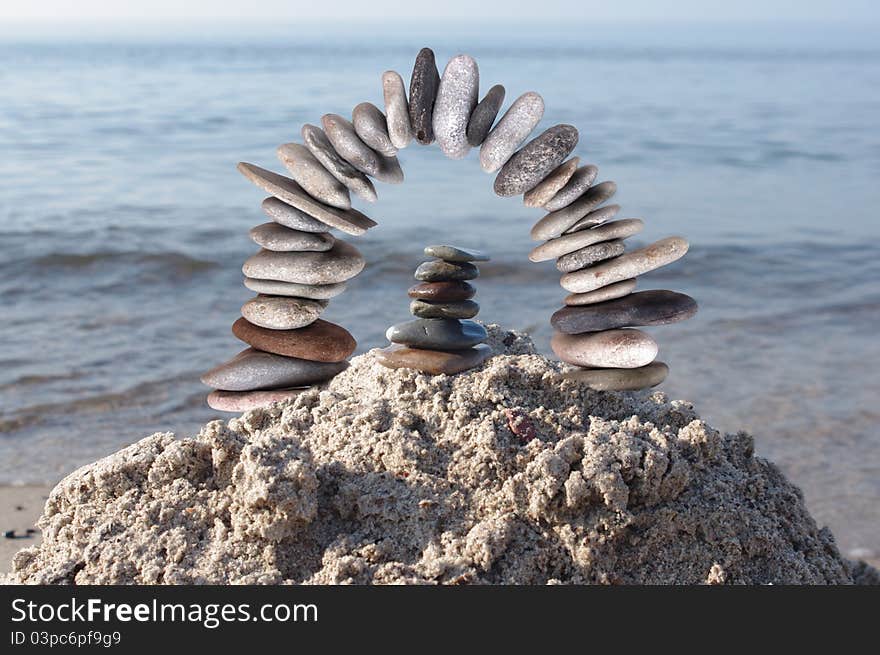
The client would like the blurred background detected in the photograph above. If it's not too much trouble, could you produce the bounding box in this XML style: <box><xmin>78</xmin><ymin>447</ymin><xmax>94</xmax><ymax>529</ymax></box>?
<box><xmin>0</xmin><ymin>2</ymin><xmax>878</xmax><ymax>562</ymax></box>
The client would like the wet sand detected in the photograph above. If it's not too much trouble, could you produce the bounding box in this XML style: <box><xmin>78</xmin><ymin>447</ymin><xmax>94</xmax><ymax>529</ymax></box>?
<box><xmin>1</xmin><ymin>486</ymin><xmax>49</xmax><ymax>575</ymax></box>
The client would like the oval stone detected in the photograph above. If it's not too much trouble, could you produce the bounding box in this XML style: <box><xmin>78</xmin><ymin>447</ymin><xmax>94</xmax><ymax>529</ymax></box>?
<box><xmin>414</xmin><ymin>260</ymin><xmax>479</xmax><ymax>282</ymax></box>
<box><xmin>551</xmin><ymin>329</ymin><xmax>658</xmax><ymax>369</ymax></box>
<box><xmin>242</xmin><ymin>241</ymin><xmax>365</xmax><ymax>285</ymax></box>
<box><xmin>494</xmin><ymin>124</ymin><xmax>579</xmax><ymax>197</ymax></box>
<box><xmin>376</xmin><ymin>343</ymin><xmax>492</xmax><ymax>375</ymax></box>
<box><xmin>560</xmin><ymin>361</ymin><xmax>669</xmax><ymax>391</ymax></box>
<box><xmin>352</xmin><ymin>102</ymin><xmax>396</xmax><ymax>157</ymax></box>
<box><xmin>408</xmin><ymin>47</ymin><xmax>441</xmax><ymax>145</ymax></box>
<box><xmin>276</xmin><ymin>142</ymin><xmax>351</xmax><ymax>210</ymax></box>
<box><xmin>201</xmin><ymin>348</ymin><xmax>347</xmax><ymax>391</ymax></box>
<box><xmin>466</xmin><ymin>84</ymin><xmax>506</xmax><ymax>147</ymax></box>
<box><xmin>529</xmin><ymin>218</ymin><xmax>644</xmax><ymax>262</ymax></box>
<box><xmin>565</xmin><ymin>279</ymin><xmax>637</xmax><ymax>306</ymax></box>
<box><xmin>241</xmin><ymin>295</ymin><xmax>328</xmax><ymax>330</ymax></box>
<box><xmin>382</xmin><ymin>70</ymin><xmax>413</xmax><ymax>149</ymax></box>
<box><xmin>423</xmin><ymin>244</ymin><xmax>490</xmax><ymax>262</ymax></box>
<box><xmin>560</xmin><ymin>237</ymin><xmax>689</xmax><ymax>294</ymax></box>
<box><xmin>556</xmin><ymin>239</ymin><xmax>625</xmax><ymax>273</ymax></box>
<box><xmin>372</xmin><ymin>153</ymin><xmax>405</xmax><ymax>184</ymax></box>
<box><xmin>207</xmin><ymin>388</ymin><xmax>309</xmax><ymax>413</ymax></box>
<box><xmin>261</xmin><ymin>196</ymin><xmax>335</xmax><ymax>233</ymax></box>
<box><xmin>321</xmin><ymin>113</ymin><xmax>383</xmax><ymax>177</ymax></box>
<box><xmin>480</xmin><ymin>91</ymin><xmax>545</xmax><ymax>173</ymax></box>
<box><xmin>408</xmin><ymin>281</ymin><xmax>476</xmax><ymax>302</ymax></box>
<box><xmin>249</xmin><ymin>223</ymin><xmax>334</xmax><ymax>252</ymax></box>
<box><xmin>543</xmin><ymin>164</ymin><xmax>599</xmax><ymax>212</ymax></box>
<box><xmin>301</xmin><ymin>124</ymin><xmax>378</xmax><ymax>202</ymax></box>
<box><xmin>232</xmin><ymin>317</ymin><xmax>355</xmax><ymax>363</ymax></box>
<box><xmin>410</xmin><ymin>299</ymin><xmax>479</xmax><ymax>319</ymax></box>
<box><xmin>433</xmin><ymin>54</ymin><xmax>479</xmax><ymax>159</ymax></box>
<box><xmin>244</xmin><ymin>277</ymin><xmax>347</xmax><ymax>300</ymax></box>
<box><xmin>564</xmin><ymin>204</ymin><xmax>621</xmax><ymax>235</ymax></box>
<box><xmin>523</xmin><ymin>157</ymin><xmax>579</xmax><ymax>208</ymax></box>
<box><xmin>530</xmin><ymin>181</ymin><xmax>617</xmax><ymax>241</ymax></box>
<box><xmin>551</xmin><ymin>290</ymin><xmax>698</xmax><ymax>334</ymax></box>
<box><xmin>387</xmin><ymin>318</ymin><xmax>488</xmax><ymax>349</ymax></box>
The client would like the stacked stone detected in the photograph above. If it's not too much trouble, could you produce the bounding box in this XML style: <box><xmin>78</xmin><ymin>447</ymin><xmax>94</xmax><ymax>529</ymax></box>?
<box><xmin>376</xmin><ymin>245</ymin><xmax>492</xmax><ymax>375</ymax></box>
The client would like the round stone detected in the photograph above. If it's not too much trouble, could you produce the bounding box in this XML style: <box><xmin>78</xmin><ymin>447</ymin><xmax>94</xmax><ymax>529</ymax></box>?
<box><xmin>244</xmin><ymin>277</ymin><xmax>347</xmax><ymax>300</ymax></box>
<box><xmin>560</xmin><ymin>362</ymin><xmax>669</xmax><ymax>391</ymax></box>
<box><xmin>523</xmin><ymin>157</ymin><xmax>580</xmax><ymax>208</ymax></box>
<box><xmin>494</xmin><ymin>124</ymin><xmax>578</xmax><ymax>197</ymax></box>
<box><xmin>409</xmin><ymin>47</ymin><xmax>441</xmax><ymax>145</ymax></box>
<box><xmin>352</xmin><ymin>102</ymin><xmax>396</xmax><ymax>157</ymax></box>
<box><xmin>301</xmin><ymin>123</ymin><xmax>378</xmax><ymax>202</ymax></box>
<box><xmin>480</xmin><ymin>91</ymin><xmax>545</xmax><ymax>173</ymax></box>
<box><xmin>564</xmin><ymin>204</ymin><xmax>621</xmax><ymax>235</ymax></box>
<box><xmin>414</xmin><ymin>260</ymin><xmax>479</xmax><ymax>282</ymax></box>
<box><xmin>565</xmin><ymin>279</ymin><xmax>637</xmax><ymax>306</ymax></box>
<box><xmin>241</xmin><ymin>295</ymin><xmax>328</xmax><ymax>330</ymax></box>
<box><xmin>561</xmin><ymin>237</ymin><xmax>689</xmax><ymax>294</ymax></box>
<box><xmin>201</xmin><ymin>348</ymin><xmax>348</xmax><ymax>391</ymax></box>
<box><xmin>376</xmin><ymin>343</ymin><xmax>492</xmax><ymax>375</ymax></box>
<box><xmin>410</xmin><ymin>299</ymin><xmax>479</xmax><ymax>319</ymax></box>
<box><xmin>232</xmin><ymin>317</ymin><xmax>355</xmax><ymax>362</ymax></box>
<box><xmin>466</xmin><ymin>84</ymin><xmax>506</xmax><ymax>147</ymax></box>
<box><xmin>242</xmin><ymin>240</ymin><xmax>365</xmax><ymax>285</ymax></box>
<box><xmin>556</xmin><ymin>239</ymin><xmax>625</xmax><ymax>273</ymax></box>
<box><xmin>550</xmin><ymin>329</ymin><xmax>658</xmax><ymax>369</ymax></box>
<box><xmin>382</xmin><ymin>70</ymin><xmax>413</xmax><ymax>149</ymax></box>
<box><xmin>423</xmin><ymin>244</ymin><xmax>490</xmax><ymax>262</ymax></box>
<box><xmin>408</xmin><ymin>281</ymin><xmax>476</xmax><ymax>302</ymax></box>
<box><xmin>261</xmin><ymin>197</ymin><xmax>336</xmax><ymax>233</ymax></box>
<box><xmin>276</xmin><ymin>142</ymin><xmax>351</xmax><ymax>210</ymax></box>
<box><xmin>551</xmin><ymin>290</ymin><xmax>698</xmax><ymax>334</ymax></box>
<box><xmin>433</xmin><ymin>54</ymin><xmax>479</xmax><ymax>159</ymax></box>
<box><xmin>386</xmin><ymin>319</ymin><xmax>487</xmax><ymax>349</ymax></box>
<box><xmin>529</xmin><ymin>218</ymin><xmax>644</xmax><ymax>262</ymax></box>
<box><xmin>530</xmin><ymin>181</ymin><xmax>617</xmax><ymax>241</ymax></box>
<box><xmin>249</xmin><ymin>223</ymin><xmax>334</xmax><ymax>252</ymax></box>
<box><xmin>543</xmin><ymin>164</ymin><xmax>599</xmax><ymax>212</ymax></box>
<box><xmin>207</xmin><ymin>388</ymin><xmax>309</xmax><ymax>413</ymax></box>
<box><xmin>321</xmin><ymin>113</ymin><xmax>383</xmax><ymax>176</ymax></box>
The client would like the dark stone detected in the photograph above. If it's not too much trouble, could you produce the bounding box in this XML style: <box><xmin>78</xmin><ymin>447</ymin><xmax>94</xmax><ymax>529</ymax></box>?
<box><xmin>386</xmin><ymin>319</ymin><xmax>487</xmax><ymax>349</ymax></box>
<box><xmin>551</xmin><ymin>290</ymin><xmax>698</xmax><ymax>334</ymax></box>
<box><xmin>493</xmin><ymin>124</ymin><xmax>579</xmax><ymax>197</ymax></box>
<box><xmin>414</xmin><ymin>260</ymin><xmax>479</xmax><ymax>281</ymax></box>
<box><xmin>423</xmin><ymin>244</ymin><xmax>490</xmax><ymax>262</ymax></box>
<box><xmin>201</xmin><ymin>348</ymin><xmax>348</xmax><ymax>391</ymax></box>
<box><xmin>376</xmin><ymin>343</ymin><xmax>492</xmax><ymax>375</ymax></box>
<box><xmin>466</xmin><ymin>84</ymin><xmax>506</xmax><ymax>146</ymax></box>
<box><xmin>408</xmin><ymin>281</ymin><xmax>476</xmax><ymax>302</ymax></box>
<box><xmin>410</xmin><ymin>299</ymin><xmax>479</xmax><ymax>319</ymax></box>
<box><xmin>409</xmin><ymin>48</ymin><xmax>441</xmax><ymax>145</ymax></box>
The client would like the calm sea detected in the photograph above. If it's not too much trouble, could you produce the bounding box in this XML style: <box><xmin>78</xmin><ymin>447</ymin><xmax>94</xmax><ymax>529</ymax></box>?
<box><xmin>1</xmin><ymin>24</ymin><xmax>878</xmax><ymax>561</ymax></box>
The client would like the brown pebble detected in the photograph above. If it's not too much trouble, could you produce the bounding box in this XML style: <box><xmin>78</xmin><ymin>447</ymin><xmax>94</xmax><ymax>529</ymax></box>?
<box><xmin>207</xmin><ymin>388</ymin><xmax>309</xmax><ymax>413</ymax></box>
<box><xmin>504</xmin><ymin>408</ymin><xmax>537</xmax><ymax>442</ymax></box>
<box><xmin>232</xmin><ymin>317</ymin><xmax>355</xmax><ymax>363</ymax></box>
<box><xmin>375</xmin><ymin>343</ymin><xmax>492</xmax><ymax>375</ymax></box>
<box><xmin>407</xmin><ymin>281</ymin><xmax>476</xmax><ymax>302</ymax></box>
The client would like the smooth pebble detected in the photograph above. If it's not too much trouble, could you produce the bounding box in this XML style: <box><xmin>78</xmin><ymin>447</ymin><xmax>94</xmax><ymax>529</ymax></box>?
<box><xmin>232</xmin><ymin>317</ymin><xmax>355</xmax><ymax>363</ymax></box>
<box><xmin>564</xmin><ymin>204</ymin><xmax>621</xmax><ymax>235</ymax></box>
<box><xmin>466</xmin><ymin>84</ymin><xmax>506</xmax><ymax>147</ymax></box>
<box><xmin>410</xmin><ymin>299</ymin><xmax>479</xmax><ymax>319</ymax></box>
<box><xmin>494</xmin><ymin>124</ymin><xmax>579</xmax><ymax>197</ymax></box>
<box><xmin>244</xmin><ymin>277</ymin><xmax>347</xmax><ymax>300</ymax></box>
<box><xmin>560</xmin><ymin>362</ymin><xmax>669</xmax><ymax>391</ymax></box>
<box><xmin>241</xmin><ymin>295</ymin><xmax>328</xmax><ymax>330</ymax></box>
<box><xmin>433</xmin><ymin>54</ymin><xmax>479</xmax><ymax>159</ymax></box>
<box><xmin>207</xmin><ymin>388</ymin><xmax>309</xmax><ymax>412</ymax></box>
<box><xmin>550</xmin><ymin>329</ymin><xmax>658</xmax><ymax>369</ymax></box>
<box><xmin>564</xmin><ymin>279</ymin><xmax>637</xmax><ymax>306</ymax></box>
<box><xmin>414</xmin><ymin>260</ymin><xmax>479</xmax><ymax>281</ymax></box>
<box><xmin>529</xmin><ymin>218</ymin><xmax>644</xmax><ymax>262</ymax></box>
<box><xmin>301</xmin><ymin>124</ymin><xmax>378</xmax><ymax>202</ymax></box>
<box><xmin>386</xmin><ymin>318</ymin><xmax>487</xmax><ymax>349</ymax></box>
<box><xmin>408</xmin><ymin>47</ymin><xmax>441</xmax><ymax>145</ymax></box>
<box><xmin>423</xmin><ymin>244</ymin><xmax>490</xmax><ymax>262</ymax></box>
<box><xmin>321</xmin><ymin>113</ymin><xmax>383</xmax><ymax>176</ymax></box>
<box><xmin>352</xmin><ymin>102</ymin><xmax>397</xmax><ymax>157</ymax></box>
<box><xmin>249</xmin><ymin>222</ymin><xmax>334</xmax><ymax>252</ymax></box>
<box><xmin>523</xmin><ymin>158</ymin><xmax>579</xmax><ymax>208</ymax></box>
<box><xmin>480</xmin><ymin>91</ymin><xmax>545</xmax><ymax>173</ymax></box>
<box><xmin>242</xmin><ymin>241</ymin><xmax>365</xmax><ymax>285</ymax></box>
<box><xmin>551</xmin><ymin>290</ymin><xmax>698</xmax><ymax>334</ymax></box>
<box><xmin>376</xmin><ymin>343</ymin><xmax>492</xmax><ymax>375</ymax></box>
<box><xmin>407</xmin><ymin>281</ymin><xmax>476</xmax><ymax>302</ymax></box>
<box><xmin>543</xmin><ymin>164</ymin><xmax>599</xmax><ymax>212</ymax></box>
<box><xmin>382</xmin><ymin>70</ymin><xmax>413</xmax><ymax>149</ymax></box>
<box><xmin>530</xmin><ymin>180</ymin><xmax>617</xmax><ymax>241</ymax></box>
<box><xmin>556</xmin><ymin>239</ymin><xmax>625</xmax><ymax>273</ymax></box>
<box><xmin>276</xmin><ymin>142</ymin><xmax>351</xmax><ymax>209</ymax></box>
<box><xmin>261</xmin><ymin>196</ymin><xmax>335</xmax><ymax>233</ymax></box>
<box><xmin>201</xmin><ymin>348</ymin><xmax>347</xmax><ymax>391</ymax></box>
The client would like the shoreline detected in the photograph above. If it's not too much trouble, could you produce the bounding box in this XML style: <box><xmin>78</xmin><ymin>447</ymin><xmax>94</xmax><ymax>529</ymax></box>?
<box><xmin>1</xmin><ymin>485</ymin><xmax>50</xmax><ymax>576</ymax></box>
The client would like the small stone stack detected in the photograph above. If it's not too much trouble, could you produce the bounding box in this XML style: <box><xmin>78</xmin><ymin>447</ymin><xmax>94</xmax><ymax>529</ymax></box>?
<box><xmin>376</xmin><ymin>245</ymin><xmax>492</xmax><ymax>375</ymax></box>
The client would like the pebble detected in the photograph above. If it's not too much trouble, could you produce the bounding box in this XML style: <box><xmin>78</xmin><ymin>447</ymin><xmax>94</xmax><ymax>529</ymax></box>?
<box><xmin>466</xmin><ymin>84</ymin><xmax>506</xmax><ymax>147</ymax></box>
<box><xmin>244</xmin><ymin>277</ymin><xmax>347</xmax><ymax>299</ymax></box>
<box><xmin>433</xmin><ymin>54</ymin><xmax>479</xmax><ymax>159</ymax></box>
<box><xmin>551</xmin><ymin>290</ymin><xmax>698</xmax><ymax>334</ymax></box>
<box><xmin>560</xmin><ymin>237</ymin><xmax>689</xmax><ymax>294</ymax></box>
<box><xmin>543</xmin><ymin>164</ymin><xmax>599</xmax><ymax>212</ymax></box>
<box><xmin>414</xmin><ymin>260</ymin><xmax>479</xmax><ymax>281</ymax></box>
<box><xmin>408</xmin><ymin>47</ymin><xmax>441</xmax><ymax>145</ymax></box>
<box><xmin>232</xmin><ymin>317</ymin><xmax>355</xmax><ymax>362</ymax></box>
<box><xmin>376</xmin><ymin>343</ymin><xmax>492</xmax><ymax>375</ymax></box>
<box><xmin>550</xmin><ymin>329</ymin><xmax>658</xmax><ymax>369</ymax></box>
<box><xmin>529</xmin><ymin>218</ymin><xmax>644</xmax><ymax>262</ymax></box>
<box><xmin>564</xmin><ymin>204</ymin><xmax>621</xmax><ymax>235</ymax></box>
<box><xmin>276</xmin><ymin>142</ymin><xmax>351</xmax><ymax>209</ymax></box>
<box><xmin>352</xmin><ymin>102</ymin><xmax>397</xmax><ymax>157</ymax></box>
<box><xmin>382</xmin><ymin>70</ymin><xmax>413</xmax><ymax>149</ymax></box>
<box><xmin>249</xmin><ymin>222</ymin><xmax>334</xmax><ymax>252</ymax></box>
<box><xmin>560</xmin><ymin>361</ymin><xmax>669</xmax><ymax>391</ymax></box>
<box><xmin>237</xmin><ymin>163</ymin><xmax>376</xmax><ymax>236</ymax></box>
<box><xmin>261</xmin><ymin>196</ymin><xmax>336</xmax><ymax>233</ymax></box>
<box><xmin>201</xmin><ymin>348</ymin><xmax>347</xmax><ymax>391</ymax></box>
<box><xmin>321</xmin><ymin>113</ymin><xmax>383</xmax><ymax>176</ymax></box>
<box><xmin>564</xmin><ymin>279</ymin><xmax>637</xmax><ymax>306</ymax></box>
<box><xmin>372</xmin><ymin>153</ymin><xmax>405</xmax><ymax>184</ymax></box>
<box><xmin>207</xmin><ymin>388</ymin><xmax>309</xmax><ymax>412</ymax></box>
<box><xmin>301</xmin><ymin>124</ymin><xmax>378</xmax><ymax>202</ymax></box>
<box><xmin>480</xmin><ymin>91</ymin><xmax>545</xmax><ymax>173</ymax></box>
<box><xmin>242</xmin><ymin>241</ymin><xmax>365</xmax><ymax>285</ymax></box>
<box><xmin>407</xmin><ymin>281</ymin><xmax>476</xmax><ymax>302</ymax></box>
<box><xmin>386</xmin><ymin>318</ymin><xmax>487</xmax><ymax>349</ymax></box>
<box><xmin>494</xmin><ymin>124</ymin><xmax>579</xmax><ymax>197</ymax></box>
<box><xmin>523</xmin><ymin>157</ymin><xmax>580</xmax><ymax>208</ymax></box>
<box><xmin>241</xmin><ymin>295</ymin><xmax>328</xmax><ymax>330</ymax></box>
<box><xmin>410</xmin><ymin>299</ymin><xmax>479</xmax><ymax>319</ymax></box>
<box><xmin>556</xmin><ymin>239</ymin><xmax>625</xmax><ymax>273</ymax></box>
<box><xmin>530</xmin><ymin>180</ymin><xmax>617</xmax><ymax>240</ymax></box>
<box><xmin>423</xmin><ymin>244</ymin><xmax>490</xmax><ymax>262</ymax></box>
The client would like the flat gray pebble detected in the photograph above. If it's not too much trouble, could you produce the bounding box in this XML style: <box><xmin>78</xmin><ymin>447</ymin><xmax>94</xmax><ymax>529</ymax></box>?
<box><xmin>243</xmin><ymin>277</ymin><xmax>347</xmax><ymax>300</ymax></box>
<box><xmin>276</xmin><ymin>142</ymin><xmax>351</xmax><ymax>209</ymax></box>
<box><xmin>543</xmin><ymin>164</ymin><xmax>599</xmax><ymax>212</ymax></box>
<box><xmin>529</xmin><ymin>218</ymin><xmax>644</xmax><ymax>262</ymax></box>
<box><xmin>322</xmin><ymin>113</ymin><xmax>383</xmax><ymax>176</ymax></box>
<box><xmin>249</xmin><ymin>222</ymin><xmax>334</xmax><ymax>252</ymax></box>
<box><xmin>383</xmin><ymin>70</ymin><xmax>413</xmax><ymax>149</ymax></box>
<box><xmin>201</xmin><ymin>347</ymin><xmax>347</xmax><ymax>391</ymax></box>
<box><xmin>466</xmin><ymin>84</ymin><xmax>506</xmax><ymax>147</ymax></box>
<box><xmin>414</xmin><ymin>260</ymin><xmax>479</xmax><ymax>281</ymax></box>
<box><xmin>410</xmin><ymin>299</ymin><xmax>480</xmax><ymax>319</ymax></box>
<box><xmin>423</xmin><ymin>244</ymin><xmax>490</xmax><ymax>262</ymax></box>
<box><xmin>386</xmin><ymin>318</ymin><xmax>487</xmax><ymax>349</ymax></box>
<box><xmin>556</xmin><ymin>239</ymin><xmax>625</xmax><ymax>273</ymax></box>
<box><xmin>352</xmin><ymin>102</ymin><xmax>396</xmax><ymax>157</ymax></box>
<box><xmin>530</xmin><ymin>180</ymin><xmax>617</xmax><ymax>241</ymax></box>
<box><xmin>551</xmin><ymin>290</ymin><xmax>698</xmax><ymax>334</ymax></box>
<box><xmin>261</xmin><ymin>197</ymin><xmax>334</xmax><ymax>233</ymax></box>
<box><xmin>494</xmin><ymin>124</ymin><xmax>578</xmax><ymax>197</ymax></box>
<box><xmin>241</xmin><ymin>295</ymin><xmax>328</xmax><ymax>330</ymax></box>
<box><xmin>480</xmin><ymin>91</ymin><xmax>545</xmax><ymax>173</ymax></box>
<box><xmin>523</xmin><ymin>158</ymin><xmax>579</xmax><ymax>208</ymax></box>
<box><xmin>242</xmin><ymin>240</ymin><xmax>366</xmax><ymax>285</ymax></box>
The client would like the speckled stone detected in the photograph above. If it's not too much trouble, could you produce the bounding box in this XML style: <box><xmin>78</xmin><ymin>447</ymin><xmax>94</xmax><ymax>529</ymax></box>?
<box><xmin>551</xmin><ymin>290</ymin><xmax>698</xmax><ymax>334</ymax></box>
<box><xmin>523</xmin><ymin>157</ymin><xmax>580</xmax><ymax>208</ymax></box>
<box><xmin>241</xmin><ymin>295</ymin><xmax>328</xmax><ymax>330</ymax></box>
<box><xmin>301</xmin><ymin>124</ymin><xmax>378</xmax><ymax>203</ymax></box>
<box><xmin>276</xmin><ymin>142</ymin><xmax>351</xmax><ymax>209</ymax></box>
<box><xmin>244</xmin><ymin>277</ymin><xmax>347</xmax><ymax>300</ymax></box>
<box><xmin>409</xmin><ymin>47</ymin><xmax>441</xmax><ymax>145</ymax></box>
<box><xmin>321</xmin><ymin>113</ymin><xmax>382</xmax><ymax>176</ymax></box>
<box><xmin>242</xmin><ymin>241</ymin><xmax>365</xmax><ymax>285</ymax></box>
<box><xmin>530</xmin><ymin>180</ymin><xmax>617</xmax><ymax>241</ymax></box>
<box><xmin>232</xmin><ymin>317</ymin><xmax>355</xmax><ymax>362</ymax></box>
<box><xmin>433</xmin><ymin>54</ymin><xmax>479</xmax><ymax>159</ymax></box>
<box><xmin>494</xmin><ymin>124</ymin><xmax>578</xmax><ymax>197</ymax></box>
<box><xmin>564</xmin><ymin>204</ymin><xmax>621</xmax><ymax>235</ymax></box>
<box><xmin>207</xmin><ymin>388</ymin><xmax>309</xmax><ymax>412</ymax></box>
<box><xmin>261</xmin><ymin>197</ymin><xmax>334</xmax><ymax>233</ymax></box>
<box><xmin>382</xmin><ymin>70</ymin><xmax>413</xmax><ymax>149</ymax></box>
<box><xmin>529</xmin><ymin>218</ymin><xmax>644</xmax><ymax>262</ymax></box>
<box><xmin>551</xmin><ymin>329</ymin><xmax>658</xmax><ymax>369</ymax></box>
<box><xmin>560</xmin><ymin>237</ymin><xmax>690</xmax><ymax>294</ymax></box>
<box><xmin>201</xmin><ymin>347</ymin><xmax>347</xmax><ymax>391</ymax></box>
<box><xmin>466</xmin><ymin>84</ymin><xmax>506</xmax><ymax>147</ymax></box>
<box><xmin>376</xmin><ymin>343</ymin><xmax>492</xmax><ymax>375</ymax></box>
<box><xmin>352</xmin><ymin>102</ymin><xmax>396</xmax><ymax>157</ymax></box>
<box><xmin>410</xmin><ymin>299</ymin><xmax>479</xmax><ymax>319</ymax></box>
<box><xmin>414</xmin><ymin>260</ymin><xmax>479</xmax><ymax>282</ymax></box>
<box><xmin>249</xmin><ymin>223</ymin><xmax>334</xmax><ymax>252</ymax></box>
<box><xmin>560</xmin><ymin>362</ymin><xmax>669</xmax><ymax>391</ymax></box>
<box><xmin>237</xmin><ymin>163</ymin><xmax>376</xmax><ymax>236</ymax></box>
<box><xmin>556</xmin><ymin>239</ymin><xmax>625</xmax><ymax>273</ymax></box>
<box><xmin>543</xmin><ymin>164</ymin><xmax>599</xmax><ymax>212</ymax></box>
<box><xmin>407</xmin><ymin>281</ymin><xmax>476</xmax><ymax>302</ymax></box>
<box><xmin>480</xmin><ymin>91</ymin><xmax>545</xmax><ymax>173</ymax></box>
<box><xmin>386</xmin><ymin>318</ymin><xmax>487</xmax><ymax>349</ymax></box>
<box><xmin>564</xmin><ymin>279</ymin><xmax>637</xmax><ymax>306</ymax></box>
<box><xmin>423</xmin><ymin>244</ymin><xmax>490</xmax><ymax>262</ymax></box>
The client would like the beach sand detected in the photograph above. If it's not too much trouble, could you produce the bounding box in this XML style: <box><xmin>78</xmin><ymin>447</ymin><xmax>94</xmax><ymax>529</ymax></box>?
<box><xmin>1</xmin><ymin>486</ymin><xmax>49</xmax><ymax>575</ymax></box>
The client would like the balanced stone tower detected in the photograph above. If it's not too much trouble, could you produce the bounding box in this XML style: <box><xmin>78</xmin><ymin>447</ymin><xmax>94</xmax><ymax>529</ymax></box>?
<box><xmin>377</xmin><ymin>245</ymin><xmax>492</xmax><ymax>375</ymax></box>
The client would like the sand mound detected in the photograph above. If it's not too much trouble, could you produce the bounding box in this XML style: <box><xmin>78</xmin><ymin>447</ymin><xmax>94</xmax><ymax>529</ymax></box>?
<box><xmin>5</xmin><ymin>326</ymin><xmax>873</xmax><ymax>584</ymax></box>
